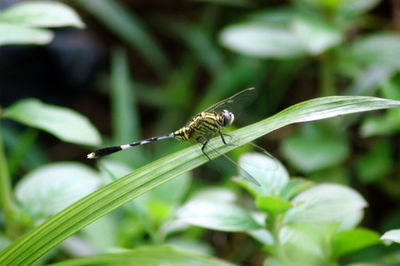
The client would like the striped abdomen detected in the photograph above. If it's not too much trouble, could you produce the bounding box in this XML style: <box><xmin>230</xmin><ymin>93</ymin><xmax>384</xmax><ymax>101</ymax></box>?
<box><xmin>173</xmin><ymin>112</ymin><xmax>224</xmax><ymax>141</ymax></box>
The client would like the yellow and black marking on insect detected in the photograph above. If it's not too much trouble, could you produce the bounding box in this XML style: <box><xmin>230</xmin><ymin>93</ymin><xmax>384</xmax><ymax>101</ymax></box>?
<box><xmin>87</xmin><ymin>88</ymin><xmax>262</xmax><ymax>186</ymax></box>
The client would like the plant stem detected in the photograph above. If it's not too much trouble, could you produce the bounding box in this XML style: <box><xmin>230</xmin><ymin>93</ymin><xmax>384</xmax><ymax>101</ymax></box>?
<box><xmin>268</xmin><ymin>214</ymin><xmax>286</xmax><ymax>263</ymax></box>
<box><xmin>0</xmin><ymin>126</ymin><xmax>20</xmax><ymax>240</ymax></box>
<box><xmin>320</xmin><ymin>53</ymin><xmax>335</xmax><ymax>96</ymax></box>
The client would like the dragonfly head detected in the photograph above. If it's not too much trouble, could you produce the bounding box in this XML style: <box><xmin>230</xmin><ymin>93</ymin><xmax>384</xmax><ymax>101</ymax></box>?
<box><xmin>222</xmin><ymin>109</ymin><xmax>234</xmax><ymax>126</ymax></box>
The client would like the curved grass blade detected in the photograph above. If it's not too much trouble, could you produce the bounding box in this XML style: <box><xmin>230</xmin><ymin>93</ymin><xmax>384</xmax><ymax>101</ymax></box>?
<box><xmin>1</xmin><ymin>96</ymin><xmax>399</xmax><ymax>265</ymax></box>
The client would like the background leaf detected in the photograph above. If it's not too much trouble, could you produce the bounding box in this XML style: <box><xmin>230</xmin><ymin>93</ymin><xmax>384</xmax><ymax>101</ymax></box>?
<box><xmin>220</xmin><ymin>23</ymin><xmax>307</xmax><ymax>58</ymax></box>
<box><xmin>3</xmin><ymin>98</ymin><xmax>101</xmax><ymax>145</ymax></box>
<box><xmin>344</xmin><ymin>33</ymin><xmax>400</xmax><ymax>70</ymax></box>
<box><xmin>381</xmin><ymin>229</ymin><xmax>400</xmax><ymax>244</ymax></box>
<box><xmin>256</xmin><ymin>196</ymin><xmax>293</xmax><ymax>215</ymax></box>
<box><xmin>51</xmin><ymin>246</ymin><xmax>234</xmax><ymax>266</ymax></box>
<box><xmin>176</xmin><ymin>199</ymin><xmax>262</xmax><ymax>232</ymax></box>
<box><xmin>331</xmin><ymin>228</ymin><xmax>381</xmax><ymax>258</ymax></box>
<box><xmin>285</xmin><ymin>184</ymin><xmax>367</xmax><ymax>225</ymax></box>
<box><xmin>0</xmin><ymin>23</ymin><xmax>53</xmax><ymax>46</ymax></box>
<box><xmin>292</xmin><ymin>16</ymin><xmax>343</xmax><ymax>55</ymax></box>
<box><xmin>280</xmin><ymin>123</ymin><xmax>349</xmax><ymax>173</ymax></box>
<box><xmin>15</xmin><ymin>163</ymin><xmax>101</xmax><ymax>220</ymax></box>
<box><xmin>238</xmin><ymin>153</ymin><xmax>289</xmax><ymax>196</ymax></box>
<box><xmin>0</xmin><ymin>1</ymin><xmax>84</xmax><ymax>28</ymax></box>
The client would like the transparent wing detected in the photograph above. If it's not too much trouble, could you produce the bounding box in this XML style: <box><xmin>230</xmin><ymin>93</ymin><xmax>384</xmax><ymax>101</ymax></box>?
<box><xmin>221</xmin><ymin>133</ymin><xmax>279</xmax><ymax>171</ymax></box>
<box><xmin>198</xmin><ymin>138</ymin><xmax>261</xmax><ymax>186</ymax></box>
<box><xmin>203</xmin><ymin>87</ymin><xmax>257</xmax><ymax>114</ymax></box>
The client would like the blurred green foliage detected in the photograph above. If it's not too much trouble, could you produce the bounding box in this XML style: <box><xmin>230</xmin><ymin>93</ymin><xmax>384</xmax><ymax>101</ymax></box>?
<box><xmin>2</xmin><ymin>0</ymin><xmax>400</xmax><ymax>265</ymax></box>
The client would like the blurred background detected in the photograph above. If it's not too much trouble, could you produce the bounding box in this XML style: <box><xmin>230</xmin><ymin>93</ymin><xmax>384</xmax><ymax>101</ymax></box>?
<box><xmin>1</xmin><ymin>0</ymin><xmax>400</xmax><ymax>265</ymax></box>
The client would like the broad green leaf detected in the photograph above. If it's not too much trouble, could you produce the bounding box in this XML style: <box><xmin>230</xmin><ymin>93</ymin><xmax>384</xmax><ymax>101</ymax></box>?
<box><xmin>237</xmin><ymin>153</ymin><xmax>289</xmax><ymax>196</ymax></box>
<box><xmin>249</xmin><ymin>8</ymin><xmax>295</xmax><ymax>28</ymax></box>
<box><xmin>360</xmin><ymin>109</ymin><xmax>400</xmax><ymax>137</ymax></box>
<box><xmin>0</xmin><ymin>2</ymin><xmax>84</xmax><ymax>28</ymax></box>
<box><xmin>297</xmin><ymin>0</ymin><xmax>380</xmax><ymax>16</ymax></box>
<box><xmin>149</xmin><ymin>173</ymin><xmax>190</xmax><ymax>206</ymax></box>
<box><xmin>337</xmin><ymin>0</ymin><xmax>381</xmax><ymax>16</ymax></box>
<box><xmin>338</xmin><ymin>210</ymin><xmax>364</xmax><ymax>231</ymax></box>
<box><xmin>165</xmin><ymin>238</ymin><xmax>214</xmax><ymax>256</ymax></box>
<box><xmin>345</xmin><ymin>33</ymin><xmax>400</xmax><ymax>70</ymax></box>
<box><xmin>176</xmin><ymin>199</ymin><xmax>262</xmax><ymax>232</ymax></box>
<box><xmin>248</xmin><ymin>229</ymin><xmax>274</xmax><ymax>246</ymax></box>
<box><xmin>136</xmin><ymin>173</ymin><xmax>189</xmax><ymax>223</ymax></box>
<box><xmin>1</xmin><ymin>96</ymin><xmax>400</xmax><ymax>265</ymax></box>
<box><xmin>280</xmin><ymin>223</ymin><xmax>333</xmax><ymax>264</ymax></box>
<box><xmin>285</xmin><ymin>184</ymin><xmax>367</xmax><ymax>224</ymax></box>
<box><xmin>346</xmin><ymin>67</ymin><xmax>392</xmax><ymax>96</ymax></box>
<box><xmin>3</xmin><ymin>98</ymin><xmax>101</xmax><ymax>145</ymax></box>
<box><xmin>15</xmin><ymin>163</ymin><xmax>101</xmax><ymax>220</ymax></box>
<box><xmin>51</xmin><ymin>246</ymin><xmax>233</xmax><ymax>266</ymax></box>
<box><xmin>79</xmin><ymin>214</ymin><xmax>118</xmax><ymax>252</ymax></box>
<box><xmin>190</xmin><ymin>187</ymin><xmax>237</xmax><ymax>202</ymax></box>
<box><xmin>292</xmin><ymin>16</ymin><xmax>343</xmax><ymax>54</ymax></box>
<box><xmin>0</xmin><ymin>23</ymin><xmax>52</xmax><ymax>46</ymax></box>
<box><xmin>281</xmin><ymin>123</ymin><xmax>349</xmax><ymax>173</ymax></box>
<box><xmin>279</xmin><ymin>178</ymin><xmax>313</xmax><ymax>200</ymax></box>
<box><xmin>331</xmin><ymin>228</ymin><xmax>381</xmax><ymax>258</ymax></box>
<box><xmin>220</xmin><ymin>23</ymin><xmax>307</xmax><ymax>59</ymax></box>
<box><xmin>256</xmin><ymin>196</ymin><xmax>293</xmax><ymax>215</ymax></box>
<box><xmin>381</xmin><ymin>229</ymin><xmax>400</xmax><ymax>244</ymax></box>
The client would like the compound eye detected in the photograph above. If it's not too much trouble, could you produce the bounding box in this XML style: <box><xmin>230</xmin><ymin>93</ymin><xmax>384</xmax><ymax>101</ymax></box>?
<box><xmin>222</xmin><ymin>109</ymin><xmax>234</xmax><ymax>126</ymax></box>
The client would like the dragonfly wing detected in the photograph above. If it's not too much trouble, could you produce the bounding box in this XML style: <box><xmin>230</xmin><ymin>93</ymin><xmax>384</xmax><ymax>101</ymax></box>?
<box><xmin>200</xmin><ymin>139</ymin><xmax>261</xmax><ymax>186</ymax></box>
<box><xmin>203</xmin><ymin>87</ymin><xmax>257</xmax><ymax>114</ymax></box>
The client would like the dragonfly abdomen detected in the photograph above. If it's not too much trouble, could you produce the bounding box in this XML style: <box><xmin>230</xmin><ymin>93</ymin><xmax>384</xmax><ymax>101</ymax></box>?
<box><xmin>173</xmin><ymin>112</ymin><xmax>224</xmax><ymax>141</ymax></box>
<box><xmin>87</xmin><ymin>133</ymin><xmax>174</xmax><ymax>159</ymax></box>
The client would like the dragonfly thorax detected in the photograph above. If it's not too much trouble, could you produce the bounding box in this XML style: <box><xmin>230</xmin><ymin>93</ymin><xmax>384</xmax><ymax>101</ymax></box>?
<box><xmin>221</xmin><ymin>109</ymin><xmax>234</xmax><ymax>126</ymax></box>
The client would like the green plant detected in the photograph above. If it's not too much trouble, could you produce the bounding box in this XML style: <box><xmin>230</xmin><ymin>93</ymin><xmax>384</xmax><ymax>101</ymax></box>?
<box><xmin>0</xmin><ymin>1</ymin><xmax>84</xmax><ymax>46</ymax></box>
<box><xmin>1</xmin><ymin>95</ymin><xmax>400</xmax><ymax>265</ymax></box>
<box><xmin>2</xmin><ymin>0</ymin><xmax>400</xmax><ymax>265</ymax></box>
<box><xmin>175</xmin><ymin>152</ymin><xmax>381</xmax><ymax>265</ymax></box>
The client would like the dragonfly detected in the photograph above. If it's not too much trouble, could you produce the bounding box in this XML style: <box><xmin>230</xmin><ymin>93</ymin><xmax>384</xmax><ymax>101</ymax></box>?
<box><xmin>87</xmin><ymin>87</ymin><xmax>264</xmax><ymax>186</ymax></box>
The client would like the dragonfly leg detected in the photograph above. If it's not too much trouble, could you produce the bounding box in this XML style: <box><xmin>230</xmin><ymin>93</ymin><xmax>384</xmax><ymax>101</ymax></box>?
<box><xmin>198</xmin><ymin>137</ymin><xmax>213</xmax><ymax>162</ymax></box>
<box><xmin>196</xmin><ymin>135</ymin><xmax>261</xmax><ymax>186</ymax></box>
<box><xmin>219</xmin><ymin>131</ymin><xmax>236</xmax><ymax>147</ymax></box>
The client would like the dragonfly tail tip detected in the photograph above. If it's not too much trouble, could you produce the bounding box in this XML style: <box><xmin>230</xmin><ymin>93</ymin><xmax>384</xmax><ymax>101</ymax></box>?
<box><xmin>87</xmin><ymin>152</ymin><xmax>96</xmax><ymax>159</ymax></box>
